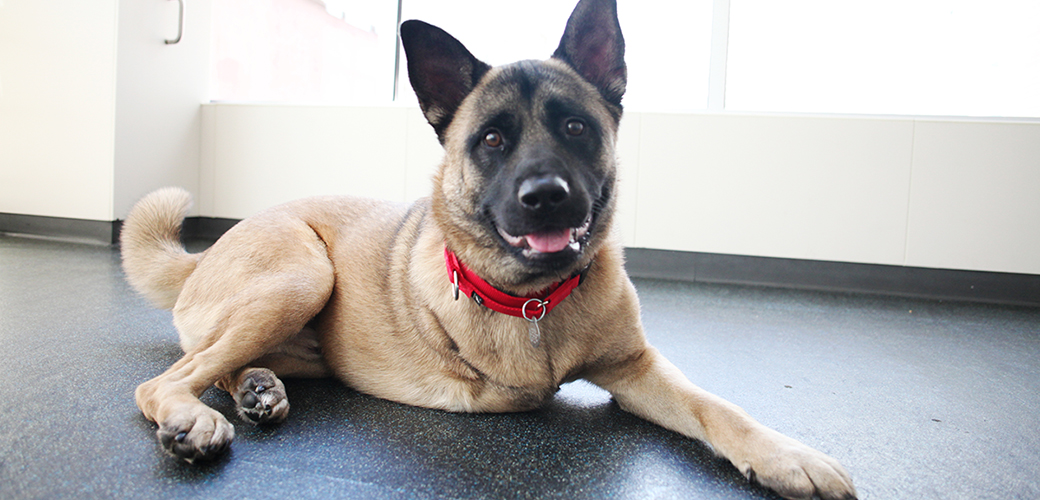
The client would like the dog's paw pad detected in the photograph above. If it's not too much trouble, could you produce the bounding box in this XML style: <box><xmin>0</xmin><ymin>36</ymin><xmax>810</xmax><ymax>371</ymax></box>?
<box><xmin>234</xmin><ymin>368</ymin><xmax>289</xmax><ymax>425</ymax></box>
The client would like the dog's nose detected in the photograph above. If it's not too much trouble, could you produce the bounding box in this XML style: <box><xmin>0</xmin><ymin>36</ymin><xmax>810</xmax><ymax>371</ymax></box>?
<box><xmin>518</xmin><ymin>175</ymin><xmax>570</xmax><ymax>212</ymax></box>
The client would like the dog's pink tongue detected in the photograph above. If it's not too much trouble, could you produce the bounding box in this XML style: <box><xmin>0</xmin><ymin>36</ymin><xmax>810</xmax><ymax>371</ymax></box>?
<box><xmin>526</xmin><ymin>229</ymin><xmax>571</xmax><ymax>253</ymax></box>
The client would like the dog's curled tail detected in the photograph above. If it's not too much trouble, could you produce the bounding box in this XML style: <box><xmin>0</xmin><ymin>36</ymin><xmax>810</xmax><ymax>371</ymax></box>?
<box><xmin>121</xmin><ymin>187</ymin><xmax>203</xmax><ymax>310</ymax></box>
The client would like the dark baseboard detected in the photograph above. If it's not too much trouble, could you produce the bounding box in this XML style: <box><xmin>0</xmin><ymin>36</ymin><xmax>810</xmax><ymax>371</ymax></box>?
<box><xmin>3</xmin><ymin>212</ymin><xmax>1036</xmax><ymax>307</ymax></box>
<box><xmin>624</xmin><ymin>248</ymin><xmax>1040</xmax><ymax>307</ymax></box>
<box><xmin>0</xmin><ymin>212</ymin><xmax>118</xmax><ymax>244</ymax></box>
<box><xmin>0</xmin><ymin>213</ymin><xmax>240</xmax><ymax>246</ymax></box>
<box><xmin>179</xmin><ymin>217</ymin><xmax>241</xmax><ymax>242</ymax></box>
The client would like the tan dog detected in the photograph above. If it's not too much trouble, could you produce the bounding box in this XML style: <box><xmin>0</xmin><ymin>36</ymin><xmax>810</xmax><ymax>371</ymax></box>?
<box><xmin>121</xmin><ymin>1</ymin><xmax>856</xmax><ymax>498</ymax></box>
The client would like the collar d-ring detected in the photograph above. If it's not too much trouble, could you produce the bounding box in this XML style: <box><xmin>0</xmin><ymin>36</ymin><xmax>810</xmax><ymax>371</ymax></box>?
<box><xmin>521</xmin><ymin>298</ymin><xmax>548</xmax><ymax>322</ymax></box>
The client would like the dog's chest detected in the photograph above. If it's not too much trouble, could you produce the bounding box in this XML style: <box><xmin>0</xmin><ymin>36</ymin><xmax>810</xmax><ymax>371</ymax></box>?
<box><xmin>434</xmin><ymin>312</ymin><xmax>574</xmax><ymax>411</ymax></box>
<box><xmin>457</xmin><ymin>323</ymin><xmax>555</xmax><ymax>376</ymax></box>
<box><xmin>318</xmin><ymin>296</ymin><xmax>568</xmax><ymax>412</ymax></box>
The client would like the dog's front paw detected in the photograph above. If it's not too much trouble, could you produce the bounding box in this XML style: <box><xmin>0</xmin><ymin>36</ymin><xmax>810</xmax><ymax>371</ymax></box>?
<box><xmin>158</xmin><ymin>406</ymin><xmax>235</xmax><ymax>463</ymax></box>
<box><xmin>736</xmin><ymin>429</ymin><xmax>857</xmax><ymax>500</ymax></box>
<box><xmin>233</xmin><ymin>368</ymin><xmax>289</xmax><ymax>425</ymax></box>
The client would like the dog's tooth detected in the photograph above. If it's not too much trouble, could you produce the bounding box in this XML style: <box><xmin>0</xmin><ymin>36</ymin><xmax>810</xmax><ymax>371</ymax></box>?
<box><xmin>497</xmin><ymin>226</ymin><xmax>528</xmax><ymax>248</ymax></box>
<box><xmin>573</xmin><ymin>218</ymin><xmax>591</xmax><ymax>240</ymax></box>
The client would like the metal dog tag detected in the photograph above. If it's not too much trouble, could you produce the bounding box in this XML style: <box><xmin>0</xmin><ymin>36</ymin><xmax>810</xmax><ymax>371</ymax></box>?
<box><xmin>521</xmin><ymin>298</ymin><xmax>547</xmax><ymax>348</ymax></box>
<box><xmin>528</xmin><ymin>318</ymin><xmax>541</xmax><ymax>347</ymax></box>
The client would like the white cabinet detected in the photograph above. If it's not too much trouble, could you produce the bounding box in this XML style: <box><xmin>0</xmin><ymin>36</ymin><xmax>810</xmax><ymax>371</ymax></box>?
<box><xmin>0</xmin><ymin>0</ymin><xmax>210</xmax><ymax>222</ymax></box>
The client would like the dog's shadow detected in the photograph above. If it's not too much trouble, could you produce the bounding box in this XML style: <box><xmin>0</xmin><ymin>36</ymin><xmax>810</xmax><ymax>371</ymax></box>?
<box><xmin>129</xmin><ymin>338</ymin><xmax>777</xmax><ymax>497</ymax></box>
<box><xmin>145</xmin><ymin>377</ymin><xmax>781</xmax><ymax>499</ymax></box>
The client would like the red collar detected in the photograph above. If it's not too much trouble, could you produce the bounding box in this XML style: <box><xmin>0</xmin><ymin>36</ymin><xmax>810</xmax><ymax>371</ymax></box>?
<box><xmin>444</xmin><ymin>247</ymin><xmax>588</xmax><ymax>321</ymax></box>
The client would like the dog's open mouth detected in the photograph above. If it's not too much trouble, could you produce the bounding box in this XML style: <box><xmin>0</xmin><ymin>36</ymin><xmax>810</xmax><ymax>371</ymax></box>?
<box><xmin>496</xmin><ymin>214</ymin><xmax>592</xmax><ymax>258</ymax></box>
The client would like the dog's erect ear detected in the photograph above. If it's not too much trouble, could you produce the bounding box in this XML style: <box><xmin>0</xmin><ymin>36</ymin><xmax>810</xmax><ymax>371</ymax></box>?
<box><xmin>552</xmin><ymin>0</ymin><xmax>626</xmax><ymax>107</ymax></box>
<box><xmin>400</xmin><ymin>20</ymin><xmax>491</xmax><ymax>143</ymax></box>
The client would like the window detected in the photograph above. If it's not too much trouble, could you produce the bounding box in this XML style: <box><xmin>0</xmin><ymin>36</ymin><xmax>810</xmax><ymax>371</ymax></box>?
<box><xmin>210</xmin><ymin>0</ymin><xmax>398</xmax><ymax>104</ymax></box>
<box><xmin>396</xmin><ymin>0</ymin><xmax>714</xmax><ymax>112</ymax></box>
<box><xmin>725</xmin><ymin>0</ymin><xmax>1040</xmax><ymax>117</ymax></box>
<box><xmin>208</xmin><ymin>0</ymin><xmax>1040</xmax><ymax>118</ymax></box>
<box><xmin>210</xmin><ymin>0</ymin><xmax>713</xmax><ymax>111</ymax></box>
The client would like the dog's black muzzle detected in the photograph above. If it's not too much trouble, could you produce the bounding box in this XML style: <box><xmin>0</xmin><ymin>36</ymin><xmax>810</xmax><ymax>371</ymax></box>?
<box><xmin>485</xmin><ymin>151</ymin><xmax>602</xmax><ymax>271</ymax></box>
<box><xmin>494</xmin><ymin>155</ymin><xmax>591</xmax><ymax>233</ymax></box>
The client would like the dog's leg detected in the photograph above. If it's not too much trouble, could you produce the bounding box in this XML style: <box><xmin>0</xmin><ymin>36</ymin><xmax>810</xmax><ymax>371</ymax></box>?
<box><xmin>136</xmin><ymin>298</ymin><xmax>330</xmax><ymax>462</ymax></box>
<box><xmin>589</xmin><ymin>346</ymin><xmax>857</xmax><ymax>500</ymax></box>
<box><xmin>135</xmin><ymin>222</ymin><xmax>335</xmax><ymax>462</ymax></box>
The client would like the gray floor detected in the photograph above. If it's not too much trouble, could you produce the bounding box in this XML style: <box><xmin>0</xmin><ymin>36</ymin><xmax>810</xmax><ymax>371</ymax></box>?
<box><xmin>1</xmin><ymin>234</ymin><xmax>1038</xmax><ymax>499</ymax></box>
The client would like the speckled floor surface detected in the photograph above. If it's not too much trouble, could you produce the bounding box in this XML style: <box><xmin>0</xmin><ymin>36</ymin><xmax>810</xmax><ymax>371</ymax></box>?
<box><xmin>1</xmin><ymin>234</ymin><xmax>1038</xmax><ymax>499</ymax></box>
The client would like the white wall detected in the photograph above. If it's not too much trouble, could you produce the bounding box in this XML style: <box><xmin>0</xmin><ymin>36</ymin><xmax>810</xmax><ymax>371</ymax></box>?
<box><xmin>199</xmin><ymin>104</ymin><xmax>1040</xmax><ymax>276</ymax></box>
<box><xmin>906</xmin><ymin>120</ymin><xmax>1040</xmax><ymax>273</ymax></box>
<box><xmin>628</xmin><ymin>113</ymin><xmax>915</xmax><ymax>266</ymax></box>
<box><xmin>198</xmin><ymin>104</ymin><xmax>441</xmax><ymax>217</ymax></box>
<box><xmin>0</xmin><ymin>0</ymin><xmax>119</xmax><ymax>221</ymax></box>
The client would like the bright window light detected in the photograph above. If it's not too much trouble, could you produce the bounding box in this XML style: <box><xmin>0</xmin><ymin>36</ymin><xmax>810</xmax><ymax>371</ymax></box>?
<box><xmin>209</xmin><ymin>0</ymin><xmax>714</xmax><ymax>110</ymax></box>
<box><xmin>725</xmin><ymin>0</ymin><xmax>1040</xmax><ymax>118</ymax></box>
<box><xmin>398</xmin><ymin>0</ymin><xmax>714</xmax><ymax>112</ymax></box>
<box><xmin>210</xmin><ymin>0</ymin><xmax>398</xmax><ymax>104</ymax></box>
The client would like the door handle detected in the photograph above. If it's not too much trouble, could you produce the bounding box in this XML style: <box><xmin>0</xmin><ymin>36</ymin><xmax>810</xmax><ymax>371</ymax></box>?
<box><xmin>165</xmin><ymin>0</ymin><xmax>184</xmax><ymax>45</ymax></box>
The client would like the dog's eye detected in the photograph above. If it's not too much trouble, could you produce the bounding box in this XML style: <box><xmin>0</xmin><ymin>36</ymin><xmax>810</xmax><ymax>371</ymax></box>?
<box><xmin>565</xmin><ymin>119</ymin><xmax>585</xmax><ymax>136</ymax></box>
<box><xmin>483</xmin><ymin>130</ymin><xmax>503</xmax><ymax>148</ymax></box>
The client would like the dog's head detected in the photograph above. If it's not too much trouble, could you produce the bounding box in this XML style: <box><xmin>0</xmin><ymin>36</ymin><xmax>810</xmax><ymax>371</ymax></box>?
<box><xmin>402</xmin><ymin>0</ymin><xmax>625</xmax><ymax>291</ymax></box>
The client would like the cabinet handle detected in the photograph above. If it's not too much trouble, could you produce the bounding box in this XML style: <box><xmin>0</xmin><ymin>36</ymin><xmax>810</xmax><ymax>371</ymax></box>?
<box><xmin>165</xmin><ymin>0</ymin><xmax>184</xmax><ymax>45</ymax></box>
